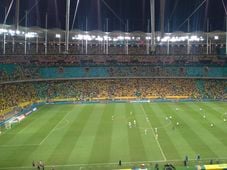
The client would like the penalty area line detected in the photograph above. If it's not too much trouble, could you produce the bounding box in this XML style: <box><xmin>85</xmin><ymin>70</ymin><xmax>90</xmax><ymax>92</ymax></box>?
<box><xmin>39</xmin><ymin>111</ymin><xmax>72</xmax><ymax>145</ymax></box>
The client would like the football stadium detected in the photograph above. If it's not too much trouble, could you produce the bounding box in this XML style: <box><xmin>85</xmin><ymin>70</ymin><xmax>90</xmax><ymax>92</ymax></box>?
<box><xmin>0</xmin><ymin>0</ymin><xmax>227</xmax><ymax>170</ymax></box>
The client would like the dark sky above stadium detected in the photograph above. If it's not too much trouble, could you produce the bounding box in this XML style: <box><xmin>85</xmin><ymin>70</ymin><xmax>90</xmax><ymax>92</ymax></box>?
<box><xmin>0</xmin><ymin>0</ymin><xmax>227</xmax><ymax>32</ymax></box>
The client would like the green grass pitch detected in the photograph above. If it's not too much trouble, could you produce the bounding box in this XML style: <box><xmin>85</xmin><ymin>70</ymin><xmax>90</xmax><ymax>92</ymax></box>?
<box><xmin>0</xmin><ymin>102</ymin><xmax>227</xmax><ymax>170</ymax></box>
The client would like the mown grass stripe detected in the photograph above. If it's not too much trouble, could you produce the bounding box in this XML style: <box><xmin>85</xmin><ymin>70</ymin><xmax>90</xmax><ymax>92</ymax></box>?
<box><xmin>145</xmin><ymin>103</ymin><xmax>182</xmax><ymax>160</ymax></box>
<box><xmin>66</xmin><ymin>104</ymin><xmax>107</xmax><ymax>164</ymax></box>
<box><xmin>184</xmin><ymin>102</ymin><xmax>227</xmax><ymax>156</ymax></box>
<box><xmin>0</xmin><ymin>102</ymin><xmax>226</xmax><ymax>169</ymax></box>
<box><xmin>132</xmin><ymin>103</ymin><xmax>164</xmax><ymax>161</ymax></box>
<box><xmin>109</xmin><ymin>103</ymin><xmax>130</xmax><ymax>163</ymax></box>
<box><xmin>88</xmin><ymin>104</ymin><xmax>114</xmax><ymax>163</ymax></box>
<box><xmin>164</xmin><ymin>102</ymin><xmax>219</xmax><ymax>158</ymax></box>
<box><xmin>123</xmin><ymin>103</ymin><xmax>147</xmax><ymax>162</ymax></box>
<box><xmin>46</xmin><ymin>104</ymin><xmax>95</xmax><ymax>165</ymax></box>
<box><xmin>26</xmin><ymin>105</ymin><xmax>85</xmax><ymax>166</ymax></box>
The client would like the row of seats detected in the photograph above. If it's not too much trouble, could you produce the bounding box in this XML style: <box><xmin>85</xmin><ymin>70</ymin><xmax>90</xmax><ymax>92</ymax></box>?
<box><xmin>0</xmin><ymin>64</ymin><xmax>226</xmax><ymax>82</ymax></box>
<box><xmin>0</xmin><ymin>42</ymin><xmax>224</xmax><ymax>55</ymax></box>
<box><xmin>1</xmin><ymin>54</ymin><xmax>226</xmax><ymax>66</ymax></box>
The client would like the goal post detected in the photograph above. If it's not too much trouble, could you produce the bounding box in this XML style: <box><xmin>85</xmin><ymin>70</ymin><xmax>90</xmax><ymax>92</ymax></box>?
<box><xmin>4</xmin><ymin>122</ymin><xmax>11</xmax><ymax>129</ymax></box>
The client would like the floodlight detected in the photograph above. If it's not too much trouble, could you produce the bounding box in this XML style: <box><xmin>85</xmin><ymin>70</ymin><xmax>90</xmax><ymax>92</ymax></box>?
<box><xmin>103</xmin><ymin>35</ymin><xmax>108</xmax><ymax>40</ymax></box>
<box><xmin>96</xmin><ymin>36</ymin><xmax>103</xmax><ymax>41</ymax></box>
<box><xmin>8</xmin><ymin>30</ymin><xmax>15</xmax><ymax>36</ymax></box>
<box><xmin>76</xmin><ymin>34</ymin><xmax>83</xmax><ymax>40</ymax></box>
<box><xmin>16</xmin><ymin>30</ymin><xmax>20</xmax><ymax>35</ymax></box>
<box><xmin>0</xmin><ymin>28</ymin><xmax>7</xmax><ymax>34</ymax></box>
<box><xmin>25</xmin><ymin>32</ymin><xmax>37</xmax><ymax>38</ymax></box>
<box><xmin>84</xmin><ymin>35</ymin><xmax>92</xmax><ymax>41</ymax></box>
<box><xmin>117</xmin><ymin>36</ymin><xmax>124</xmax><ymax>40</ymax></box>
<box><xmin>124</xmin><ymin>36</ymin><xmax>131</xmax><ymax>40</ymax></box>
<box><xmin>189</xmin><ymin>35</ymin><xmax>200</xmax><ymax>42</ymax></box>
<box><xmin>55</xmin><ymin>34</ymin><xmax>61</xmax><ymax>38</ymax></box>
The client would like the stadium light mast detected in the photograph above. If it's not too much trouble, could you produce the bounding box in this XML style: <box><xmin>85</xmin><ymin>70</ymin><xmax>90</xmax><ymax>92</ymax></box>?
<box><xmin>65</xmin><ymin>0</ymin><xmax>70</xmax><ymax>53</ymax></box>
<box><xmin>150</xmin><ymin>0</ymin><xmax>155</xmax><ymax>53</ymax></box>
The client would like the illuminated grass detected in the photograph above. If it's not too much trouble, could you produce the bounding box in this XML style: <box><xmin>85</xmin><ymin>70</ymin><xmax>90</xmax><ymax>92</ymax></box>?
<box><xmin>0</xmin><ymin>102</ymin><xmax>226</xmax><ymax>169</ymax></box>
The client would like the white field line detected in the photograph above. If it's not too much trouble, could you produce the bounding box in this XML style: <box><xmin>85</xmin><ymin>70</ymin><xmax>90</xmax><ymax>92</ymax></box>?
<box><xmin>39</xmin><ymin>111</ymin><xmax>72</xmax><ymax>145</ymax></box>
<box><xmin>0</xmin><ymin>144</ymin><xmax>39</xmax><ymax>147</ymax></box>
<box><xmin>140</xmin><ymin>104</ymin><xmax>167</xmax><ymax>161</ymax></box>
<box><xmin>1</xmin><ymin>157</ymin><xmax>227</xmax><ymax>169</ymax></box>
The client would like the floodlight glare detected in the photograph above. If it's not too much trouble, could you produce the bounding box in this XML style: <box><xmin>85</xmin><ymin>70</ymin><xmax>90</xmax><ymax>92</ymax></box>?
<box><xmin>117</xmin><ymin>36</ymin><xmax>124</xmax><ymax>40</ymax></box>
<box><xmin>96</xmin><ymin>36</ymin><xmax>103</xmax><ymax>41</ymax></box>
<box><xmin>0</xmin><ymin>28</ymin><xmax>7</xmax><ymax>34</ymax></box>
<box><xmin>16</xmin><ymin>30</ymin><xmax>20</xmax><ymax>35</ymax></box>
<box><xmin>55</xmin><ymin>34</ymin><xmax>61</xmax><ymax>38</ymax></box>
<box><xmin>8</xmin><ymin>30</ymin><xmax>15</xmax><ymax>36</ymax></box>
<box><xmin>124</xmin><ymin>36</ymin><xmax>131</xmax><ymax>40</ymax></box>
<box><xmin>25</xmin><ymin>32</ymin><xmax>37</xmax><ymax>38</ymax></box>
<box><xmin>84</xmin><ymin>35</ymin><xmax>92</xmax><ymax>41</ymax></box>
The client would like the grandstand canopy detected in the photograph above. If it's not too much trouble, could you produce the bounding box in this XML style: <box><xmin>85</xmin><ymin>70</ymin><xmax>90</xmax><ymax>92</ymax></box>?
<box><xmin>0</xmin><ymin>0</ymin><xmax>227</xmax><ymax>32</ymax></box>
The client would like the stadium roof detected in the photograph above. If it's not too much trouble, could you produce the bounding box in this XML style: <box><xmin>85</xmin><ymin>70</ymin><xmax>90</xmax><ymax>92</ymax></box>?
<box><xmin>1</xmin><ymin>0</ymin><xmax>227</xmax><ymax>32</ymax></box>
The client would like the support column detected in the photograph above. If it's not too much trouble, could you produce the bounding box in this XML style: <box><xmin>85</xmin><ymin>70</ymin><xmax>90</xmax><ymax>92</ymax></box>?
<box><xmin>3</xmin><ymin>34</ymin><xmax>6</xmax><ymax>55</ymax></box>
<box><xmin>106</xmin><ymin>18</ymin><xmax>109</xmax><ymax>55</ymax></box>
<box><xmin>58</xmin><ymin>37</ymin><xmax>61</xmax><ymax>53</ymax></box>
<box><xmin>65</xmin><ymin>0</ymin><xmax>70</xmax><ymax>53</ymax></box>
<box><xmin>206</xmin><ymin>18</ymin><xmax>209</xmax><ymax>54</ymax></box>
<box><xmin>150</xmin><ymin>0</ymin><xmax>155</xmax><ymax>53</ymax></box>
<box><xmin>24</xmin><ymin>10</ymin><xmax>28</xmax><ymax>55</ymax></box>
<box><xmin>146</xmin><ymin>19</ymin><xmax>150</xmax><ymax>55</ymax></box>
<box><xmin>15</xmin><ymin>0</ymin><xmax>20</xmax><ymax>30</ymax></box>
<box><xmin>226</xmin><ymin>16</ymin><xmax>227</xmax><ymax>55</ymax></box>
<box><xmin>187</xmin><ymin>19</ymin><xmax>190</xmax><ymax>55</ymax></box>
<box><xmin>167</xmin><ymin>19</ymin><xmax>170</xmax><ymax>55</ymax></box>
<box><xmin>12</xmin><ymin>37</ymin><xmax>15</xmax><ymax>53</ymax></box>
<box><xmin>36</xmin><ymin>36</ymin><xmax>39</xmax><ymax>54</ymax></box>
<box><xmin>126</xmin><ymin>20</ymin><xmax>129</xmax><ymax>55</ymax></box>
<box><xmin>45</xmin><ymin>13</ymin><xmax>48</xmax><ymax>55</ymax></box>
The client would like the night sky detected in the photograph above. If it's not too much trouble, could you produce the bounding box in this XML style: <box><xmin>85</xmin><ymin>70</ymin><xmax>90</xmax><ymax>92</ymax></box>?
<box><xmin>0</xmin><ymin>0</ymin><xmax>227</xmax><ymax>32</ymax></box>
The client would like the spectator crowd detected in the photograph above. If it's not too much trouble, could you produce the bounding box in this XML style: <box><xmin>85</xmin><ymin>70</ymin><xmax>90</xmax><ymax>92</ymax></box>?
<box><xmin>0</xmin><ymin>79</ymin><xmax>226</xmax><ymax>114</ymax></box>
